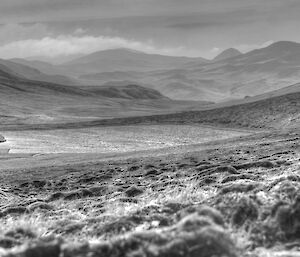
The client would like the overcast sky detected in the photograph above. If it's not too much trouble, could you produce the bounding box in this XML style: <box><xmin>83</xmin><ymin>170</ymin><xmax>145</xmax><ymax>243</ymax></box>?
<box><xmin>0</xmin><ymin>0</ymin><xmax>300</xmax><ymax>60</ymax></box>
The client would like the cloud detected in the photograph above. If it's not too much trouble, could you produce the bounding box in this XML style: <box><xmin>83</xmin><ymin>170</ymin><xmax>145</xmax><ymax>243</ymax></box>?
<box><xmin>211</xmin><ymin>47</ymin><xmax>220</xmax><ymax>53</ymax></box>
<box><xmin>73</xmin><ymin>28</ymin><xmax>86</xmax><ymax>35</ymax></box>
<box><xmin>0</xmin><ymin>34</ymin><xmax>186</xmax><ymax>59</ymax></box>
<box><xmin>0</xmin><ymin>23</ymin><xmax>50</xmax><ymax>45</ymax></box>
<box><xmin>2</xmin><ymin>0</ymin><xmax>298</xmax><ymax>25</ymax></box>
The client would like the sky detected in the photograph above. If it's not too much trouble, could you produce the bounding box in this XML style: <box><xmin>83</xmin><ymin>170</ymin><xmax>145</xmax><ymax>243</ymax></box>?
<box><xmin>0</xmin><ymin>0</ymin><xmax>300</xmax><ymax>60</ymax></box>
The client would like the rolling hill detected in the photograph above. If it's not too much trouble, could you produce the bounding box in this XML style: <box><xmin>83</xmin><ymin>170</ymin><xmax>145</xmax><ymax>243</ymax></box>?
<box><xmin>0</xmin><ymin>63</ymin><xmax>201</xmax><ymax>125</ymax></box>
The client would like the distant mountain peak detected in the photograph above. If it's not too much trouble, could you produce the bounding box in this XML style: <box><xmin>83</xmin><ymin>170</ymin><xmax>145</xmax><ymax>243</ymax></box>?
<box><xmin>263</xmin><ymin>41</ymin><xmax>300</xmax><ymax>51</ymax></box>
<box><xmin>213</xmin><ymin>48</ymin><xmax>242</xmax><ymax>61</ymax></box>
<box><xmin>96</xmin><ymin>48</ymin><xmax>145</xmax><ymax>54</ymax></box>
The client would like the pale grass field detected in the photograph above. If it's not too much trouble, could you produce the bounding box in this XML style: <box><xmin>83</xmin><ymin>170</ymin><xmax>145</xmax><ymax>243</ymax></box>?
<box><xmin>0</xmin><ymin>125</ymin><xmax>249</xmax><ymax>154</ymax></box>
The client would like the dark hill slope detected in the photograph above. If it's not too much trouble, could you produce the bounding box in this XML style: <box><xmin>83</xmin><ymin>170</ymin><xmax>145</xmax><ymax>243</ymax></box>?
<box><xmin>80</xmin><ymin>84</ymin><xmax>168</xmax><ymax>100</ymax></box>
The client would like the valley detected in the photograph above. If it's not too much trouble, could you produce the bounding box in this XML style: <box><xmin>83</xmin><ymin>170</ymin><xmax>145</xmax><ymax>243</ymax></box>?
<box><xmin>0</xmin><ymin>39</ymin><xmax>299</xmax><ymax>257</ymax></box>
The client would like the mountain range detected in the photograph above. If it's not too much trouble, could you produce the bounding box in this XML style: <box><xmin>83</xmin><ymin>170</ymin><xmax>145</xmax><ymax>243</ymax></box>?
<box><xmin>11</xmin><ymin>40</ymin><xmax>300</xmax><ymax>102</ymax></box>
<box><xmin>41</xmin><ymin>41</ymin><xmax>298</xmax><ymax>102</ymax></box>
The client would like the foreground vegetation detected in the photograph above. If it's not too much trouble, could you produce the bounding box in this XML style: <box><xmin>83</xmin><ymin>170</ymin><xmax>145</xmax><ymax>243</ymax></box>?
<box><xmin>0</xmin><ymin>128</ymin><xmax>299</xmax><ymax>256</ymax></box>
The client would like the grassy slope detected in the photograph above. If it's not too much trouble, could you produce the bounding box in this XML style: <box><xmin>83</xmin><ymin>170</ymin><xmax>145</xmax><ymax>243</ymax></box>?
<box><xmin>2</xmin><ymin>90</ymin><xmax>297</xmax><ymax>131</ymax></box>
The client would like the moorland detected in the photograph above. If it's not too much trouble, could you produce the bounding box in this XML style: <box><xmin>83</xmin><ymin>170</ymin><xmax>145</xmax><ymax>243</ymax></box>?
<box><xmin>0</xmin><ymin>41</ymin><xmax>299</xmax><ymax>257</ymax></box>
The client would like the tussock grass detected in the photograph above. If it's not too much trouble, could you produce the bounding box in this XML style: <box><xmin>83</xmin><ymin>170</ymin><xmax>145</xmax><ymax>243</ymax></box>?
<box><xmin>142</xmin><ymin>179</ymin><xmax>216</xmax><ymax>205</ymax></box>
<box><xmin>103</xmin><ymin>179</ymin><xmax>216</xmax><ymax>219</ymax></box>
<box><xmin>0</xmin><ymin>214</ymin><xmax>49</xmax><ymax>239</ymax></box>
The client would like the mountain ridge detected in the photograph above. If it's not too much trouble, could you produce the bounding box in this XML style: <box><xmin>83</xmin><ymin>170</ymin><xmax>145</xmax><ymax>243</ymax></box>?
<box><xmin>60</xmin><ymin>48</ymin><xmax>208</xmax><ymax>73</ymax></box>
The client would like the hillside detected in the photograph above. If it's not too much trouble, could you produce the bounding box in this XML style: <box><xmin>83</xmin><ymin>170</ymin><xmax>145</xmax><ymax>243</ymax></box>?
<box><xmin>0</xmin><ymin>59</ymin><xmax>76</xmax><ymax>86</ymax></box>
